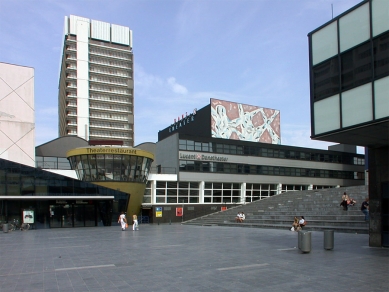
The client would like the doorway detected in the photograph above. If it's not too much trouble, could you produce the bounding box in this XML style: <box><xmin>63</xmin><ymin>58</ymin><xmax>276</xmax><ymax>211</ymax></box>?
<box><xmin>49</xmin><ymin>202</ymin><xmax>99</xmax><ymax>228</ymax></box>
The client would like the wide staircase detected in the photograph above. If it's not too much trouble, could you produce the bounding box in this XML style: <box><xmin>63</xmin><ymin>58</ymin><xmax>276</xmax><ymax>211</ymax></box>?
<box><xmin>183</xmin><ymin>185</ymin><xmax>369</xmax><ymax>234</ymax></box>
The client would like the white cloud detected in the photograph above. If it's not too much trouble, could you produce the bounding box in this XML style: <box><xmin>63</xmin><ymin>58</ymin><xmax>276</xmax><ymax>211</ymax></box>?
<box><xmin>167</xmin><ymin>77</ymin><xmax>188</xmax><ymax>95</ymax></box>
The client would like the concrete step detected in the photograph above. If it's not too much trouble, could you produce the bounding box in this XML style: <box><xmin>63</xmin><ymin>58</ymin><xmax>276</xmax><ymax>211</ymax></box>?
<box><xmin>182</xmin><ymin>185</ymin><xmax>369</xmax><ymax>234</ymax></box>
<box><xmin>183</xmin><ymin>221</ymin><xmax>368</xmax><ymax>234</ymax></box>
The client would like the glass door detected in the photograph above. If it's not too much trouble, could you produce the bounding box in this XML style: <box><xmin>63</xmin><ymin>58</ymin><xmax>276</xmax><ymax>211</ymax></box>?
<box><xmin>85</xmin><ymin>205</ymin><xmax>96</xmax><ymax>227</ymax></box>
<box><xmin>49</xmin><ymin>204</ymin><xmax>73</xmax><ymax>228</ymax></box>
<box><xmin>73</xmin><ymin>205</ymin><xmax>85</xmax><ymax>227</ymax></box>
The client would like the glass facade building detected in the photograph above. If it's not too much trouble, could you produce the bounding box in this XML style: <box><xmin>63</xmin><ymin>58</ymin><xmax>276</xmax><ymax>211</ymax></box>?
<box><xmin>308</xmin><ymin>0</ymin><xmax>389</xmax><ymax>247</ymax></box>
<box><xmin>0</xmin><ymin>158</ymin><xmax>128</xmax><ymax>229</ymax></box>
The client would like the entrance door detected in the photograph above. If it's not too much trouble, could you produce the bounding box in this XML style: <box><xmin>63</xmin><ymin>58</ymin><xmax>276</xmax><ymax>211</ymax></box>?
<box><xmin>73</xmin><ymin>205</ymin><xmax>85</xmax><ymax>227</ymax></box>
<box><xmin>49</xmin><ymin>205</ymin><xmax>73</xmax><ymax>228</ymax></box>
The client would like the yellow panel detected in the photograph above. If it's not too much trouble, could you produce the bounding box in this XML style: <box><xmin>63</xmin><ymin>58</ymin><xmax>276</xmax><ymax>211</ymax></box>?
<box><xmin>92</xmin><ymin>181</ymin><xmax>146</xmax><ymax>217</ymax></box>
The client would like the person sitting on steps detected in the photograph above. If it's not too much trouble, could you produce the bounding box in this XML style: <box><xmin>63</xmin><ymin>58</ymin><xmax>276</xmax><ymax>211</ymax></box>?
<box><xmin>299</xmin><ymin>216</ymin><xmax>306</xmax><ymax>229</ymax></box>
<box><xmin>235</xmin><ymin>212</ymin><xmax>243</xmax><ymax>223</ymax></box>
<box><xmin>340</xmin><ymin>192</ymin><xmax>349</xmax><ymax>211</ymax></box>
<box><xmin>240</xmin><ymin>212</ymin><xmax>245</xmax><ymax>223</ymax></box>
<box><xmin>291</xmin><ymin>216</ymin><xmax>300</xmax><ymax>231</ymax></box>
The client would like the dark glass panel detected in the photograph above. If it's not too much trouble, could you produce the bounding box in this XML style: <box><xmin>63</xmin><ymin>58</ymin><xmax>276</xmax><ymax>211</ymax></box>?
<box><xmin>167</xmin><ymin>196</ymin><xmax>178</xmax><ymax>203</ymax></box>
<box><xmin>373</xmin><ymin>32</ymin><xmax>389</xmax><ymax>79</ymax></box>
<box><xmin>216</xmin><ymin>144</ymin><xmax>223</xmax><ymax>154</ymax></box>
<box><xmin>113</xmin><ymin>155</ymin><xmax>122</xmax><ymax>181</ymax></box>
<box><xmin>135</xmin><ymin>156</ymin><xmax>143</xmax><ymax>181</ymax></box>
<box><xmin>104</xmin><ymin>155</ymin><xmax>114</xmax><ymax>180</ymax></box>
<box><xmin>179</xmin><ymin>139</ymin><xmax>187</xmax><ymax>150</ymax></box>
<box><xmin>167</xmin><ymin>181</ymin><xmax>177</xmax><ymax>188</ymax></box>
<box><xmin>313</xmin><ymin>56</ymin><xmax>339</xmax><ymax>100</ymax></box>
<box><xmin>81</xmin><ymin>155</ymin><xmax>91</xmax><ymax>180</ymax></box>
<box><xmin>213</xmin><ymin>183</ymin><xmax>222</xmax><ymax>189</ymax></box>
<box><xmin>341</xmin><ymin>41</ymin><xmax>372</xmax><ymax>91</ymax></box>
<box><xmin>222</xmin><ymin>189</ymin><xmax>231</xmax><ymax>197</ymax></box>
<box><xmin>179</xmin><ymin>182</ymin><xmax>189</xmax><ymax>188</ymax></box>
<box><xmin>186</xmin><ymin>140</ymin><xmax>194</xmax><ymax>151</ymax></box>
<box><xmin>95</xmin><ymin>155</ymin><xmax>105</xmax><ymax>180</ymax></box>
<box><xmin>127</xmin><ymin>156</ymin><xmax>137</xmax><ymax>181</ymax></box>
<box><xmin>58</xmin><ymin>158</ymin><xmax>71</xmax><ymax>170</ymax></box>
<box><xmin>204</xmin><ymin>182</ymin><xmax>212</xmax><ymax>189</ymax></box>
<box><xmin>202</xmin><ymin>142</ymin><xmax>209</xmax><ymax>152</ymax></box>
<box><xmin>21</xmin><ymin>176</ymin><xmax>35</xmax><ymax>195</ymax></box>
<box><xmin>156</xmin><ymin>197</ymin><xmax>165</xmax><ymax>203</ymax></box>
<box><xmin>189</xmin><ymin>197</ymin><xmax>199</xmax><ymax>203</ymax></box>
<box><xmin>195</xmin><ymin>142</ymin><xmax>202</xmax><ymax>151</ymax></box>
<box><xmin>189</xmin><ymin>189</ymin><xmax>199</xmax><ymax>197</ymax></box>
<box><xmin>156</xmin><ymin>181</ymin><xmax>166</xmax><ymax>188</ymax></box>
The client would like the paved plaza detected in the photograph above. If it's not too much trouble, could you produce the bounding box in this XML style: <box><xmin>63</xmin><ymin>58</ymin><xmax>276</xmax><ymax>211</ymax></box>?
<box><xmin>0</xmin><ymin>224</ymin><xmax>388</xmax><ymax>292</ymax></box>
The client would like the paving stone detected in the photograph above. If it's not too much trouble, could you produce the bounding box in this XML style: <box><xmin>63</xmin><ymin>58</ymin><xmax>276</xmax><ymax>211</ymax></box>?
<box><xmin>0</xmin><ymin>224</ymin><xmax>388</xmax><ymax>291</ymax></box>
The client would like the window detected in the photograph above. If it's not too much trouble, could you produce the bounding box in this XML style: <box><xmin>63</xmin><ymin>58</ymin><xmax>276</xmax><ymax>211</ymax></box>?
<box><xmin>313</xmin><ymin>56</ymin><xmax>340</xmax><ymax>101</ymax></box>
<box><xmin>373</xmin><ymin>32</ymin><xmax>389</xmax><ymax>79</ymax></box>
<box><xmin>341</xmin><ymin>41</ymin><xmax>371</xmax><ymax>91</ymax></box>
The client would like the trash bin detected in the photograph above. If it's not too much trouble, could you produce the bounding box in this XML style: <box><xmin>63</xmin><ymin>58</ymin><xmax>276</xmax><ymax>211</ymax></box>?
<box><xmin>2</xmin><ymin>223</ymin><xmax>8</xmax><ymax>233</ymax></box>
<box><xmin>298</xmin><ymin>230</ymin><xmax>311</xmax><ymax>253</ymax></box>
<box><xmin>324</xmin><ymin>230</ymin><xmax>334</xmax><ymax>250</ymax></box>
<box><xmin>298</xmin><ymin>230</ymin><xmax>307</xmax><ymax>249</ymax></box>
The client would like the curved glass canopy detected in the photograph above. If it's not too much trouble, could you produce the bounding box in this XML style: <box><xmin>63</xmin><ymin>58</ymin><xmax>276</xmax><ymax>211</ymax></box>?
<box><xmin>67</xmin><ymin>147</ymin><xmax>154</xmax><ymax>183</ymax></box>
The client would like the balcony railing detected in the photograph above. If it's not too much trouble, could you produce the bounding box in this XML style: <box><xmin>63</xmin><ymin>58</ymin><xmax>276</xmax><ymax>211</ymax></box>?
<box><xmin>90</xmin><ymin>94</ymin><xmax>130</xmax><ymax>104</ymax></box>
<box><xmin>89</xmin><ymin>77</ymin><xmax>128</xmax><ymax>87</ymax></box>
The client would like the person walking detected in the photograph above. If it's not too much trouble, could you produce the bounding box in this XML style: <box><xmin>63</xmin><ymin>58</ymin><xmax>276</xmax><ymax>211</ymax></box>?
<box><xmin>118</xmin><ymin>211</ymin><xmax>127</xmax><ymax>231</ymax></box>
<box><xmin>132</xmin><ymin>214</ymin><xmax>139</xmax><ymax>231</ymax></box>
<box><xmin>361</xmin><ymin>197</ymin><xmax>369</xmax><ymax>221</ymax></box>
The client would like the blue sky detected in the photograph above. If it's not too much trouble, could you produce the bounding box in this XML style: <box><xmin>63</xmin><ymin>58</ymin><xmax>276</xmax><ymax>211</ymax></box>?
<box><xmin>0</xmin><ymin>0</ymin><xmax>363</xmax><ymax>152</ymax></box>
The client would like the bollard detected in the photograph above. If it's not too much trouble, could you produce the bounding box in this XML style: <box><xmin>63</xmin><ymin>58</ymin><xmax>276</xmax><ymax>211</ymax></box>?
<box><xmin>298</xmin><ymin>230</ymin><xmax>303</xmax><ymax>249</ymax></box>
<box><xmin>2</xmin><ymin>223</ymin><xmax>8</xmax><ymax>233</ymax></box>
<box><xmin>324</xmin><ymin>230</ymin><xmax>334</xmax><ymax>250</ymax></box>
<box><xmin>298</xmin><ymin>231</ymin><xmax>311</xmax><ymax>253</ymax></box>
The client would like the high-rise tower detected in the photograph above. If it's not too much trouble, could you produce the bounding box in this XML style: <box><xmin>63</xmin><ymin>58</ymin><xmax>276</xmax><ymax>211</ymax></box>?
<box><xmin>58</xmin><ymin>15</ymin><xmax>134</xmax><ymax>146</ymax></box>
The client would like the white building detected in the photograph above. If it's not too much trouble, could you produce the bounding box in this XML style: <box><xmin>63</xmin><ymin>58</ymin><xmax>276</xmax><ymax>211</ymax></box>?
<box><xmin>0</xmin><ymin>62</ymin><xmax>35</xmax><ymax>167</ymax></box>
<box><xmin>58</xmin><ymin>15</ymin><xmax>134</xmax><ymax>146</ymax></box>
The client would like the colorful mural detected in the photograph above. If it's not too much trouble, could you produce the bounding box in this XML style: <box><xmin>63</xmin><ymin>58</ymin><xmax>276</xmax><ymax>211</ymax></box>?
<box><xmin>211</xmin><ymin>99</ymin><xmax>281</xmax><ymax>144</ymax></box>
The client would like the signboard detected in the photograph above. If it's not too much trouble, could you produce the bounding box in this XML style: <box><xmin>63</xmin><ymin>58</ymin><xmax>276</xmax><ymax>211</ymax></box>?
<box><xmin>176</xmin><ymin>207</ymin><xmax>183</xmax><ymax>217</ymax></box>
<box><xmin>155</xmin><ymin>207</ymin><xmax>162</xmax><ymax>218</ymax></box>
<box><xmin>221</xmin><ymin>206</ymin><xmax>227</xmax><ymax>211</ymax></box>
<box><xmin>23</xmin><ymin>210</ymin><xmax>34</xmax><ymax>224</ymax></box>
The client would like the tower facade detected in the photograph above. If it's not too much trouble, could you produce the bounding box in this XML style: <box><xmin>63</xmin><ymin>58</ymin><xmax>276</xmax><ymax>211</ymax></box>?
<box><xmin>58</xmin><ymin>15</ymin><xmax>134</xmax><ymax>146</ymax></box>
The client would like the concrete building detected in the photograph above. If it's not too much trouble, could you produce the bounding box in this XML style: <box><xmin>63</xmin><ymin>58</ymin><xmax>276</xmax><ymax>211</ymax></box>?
<box><xmin>142</xmin><ymin>99</ymin><xmax>365</xmax><ymax>223</ymax></box>
<box><xmin>0</xmin><ymin>62</ymin><xmax>35</xmax><ymax>167</ymax></box>
<box><xmin>308</xmin><ymin>0</ymin><xmax>389</xmax><ymax>247</ymax></box>
<box><xmin>58</xmin><ymin>15</ymin><xmax>134</xmax><ymax>146</ymax></box>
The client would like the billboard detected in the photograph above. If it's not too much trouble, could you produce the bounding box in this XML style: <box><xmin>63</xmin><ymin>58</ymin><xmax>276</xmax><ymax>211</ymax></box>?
<box><xmin>211</xmin><ymin>99</ymin><xmax>281</xmax><ymax>144</ymax></box>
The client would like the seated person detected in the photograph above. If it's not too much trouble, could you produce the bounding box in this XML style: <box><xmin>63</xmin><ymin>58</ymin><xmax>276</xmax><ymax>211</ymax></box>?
<box><xmin>299</xmin><ymin>216</ymin><xmax>306</xmax><ymax>228</ymax></box>
<box><xmin>240</xmin><ymin>212</ymin><xmax>245</xmax><ymax>222</ymax></box>
<box><xmin>347</xmin><ymin>198</ymin><xmax>357</xmax><ymax>206</ymax></box>
<box><xmin>292</xmin><ymin>216</ymin><xmax>300</xmax><ymax>231</ymax></box>
<box><xmin>235</xmin><ymin>212</ymin><xmax>242</xmax><ymax>223</ymax></box>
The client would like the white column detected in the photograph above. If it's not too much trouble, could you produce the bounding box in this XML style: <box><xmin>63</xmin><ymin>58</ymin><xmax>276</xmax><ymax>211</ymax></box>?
<box><xmin>151</xmin><ymin>180</ymin><xmax>156</xmax><ymax>204</ymax></box>
<box><xmin>241</xmin><ymin>183</ymin><xmax>246</xmax><ymax>204</ymax></box>
<box><xmin>199</xmin><ymin>181</ymin><xmax>204</xmax><ymax>203</ymax></box>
